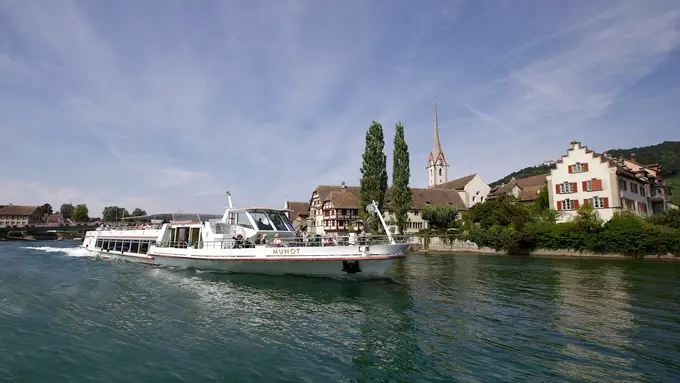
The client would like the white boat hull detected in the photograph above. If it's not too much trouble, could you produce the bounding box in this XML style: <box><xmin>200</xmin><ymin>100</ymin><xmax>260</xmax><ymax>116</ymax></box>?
<box><xmin>85</xmin><ymin>247</ymin><xmax>407</xmax><ymax>279</ymax></box>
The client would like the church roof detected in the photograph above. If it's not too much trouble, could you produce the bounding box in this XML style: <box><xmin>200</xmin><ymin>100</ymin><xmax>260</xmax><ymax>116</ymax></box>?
<box><xmin>428</xmin><ymin>98</ymin><xmax>447</xmax><ymax>166</ymax></box>
<box><xmin>432</xmin><ymin>174</ymin><xmax>477</xmax><ymax>191</ymax></box>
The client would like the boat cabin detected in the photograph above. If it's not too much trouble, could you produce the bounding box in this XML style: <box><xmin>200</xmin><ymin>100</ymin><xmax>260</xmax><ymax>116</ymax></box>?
<box><xmin>162</xmin><ymin>207</ymin><xmax>296</xmax><ymax>249</ymax></box>
<box><xmin>224</xmin><ymin>207</ymin><xmax>295</xmax><ymax>233</ymax></box>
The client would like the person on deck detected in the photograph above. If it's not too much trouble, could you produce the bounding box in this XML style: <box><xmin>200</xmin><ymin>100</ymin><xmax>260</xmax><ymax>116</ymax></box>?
<box><xmin>272</xmin><ymin>233</ymin><xmax>284</xmax><ymax>247</ymax></box>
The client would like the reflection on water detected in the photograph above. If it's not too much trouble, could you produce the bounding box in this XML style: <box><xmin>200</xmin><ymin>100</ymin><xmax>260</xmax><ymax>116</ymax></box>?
<box><xmin>3</xmin><ymin>244</ymin><xmax>680</xmax><ymax>382</ymax></box>
<box><xmin>554</xmin><ymin>263</ymin><xmax>639</xmax><ymax>382</ymax></box>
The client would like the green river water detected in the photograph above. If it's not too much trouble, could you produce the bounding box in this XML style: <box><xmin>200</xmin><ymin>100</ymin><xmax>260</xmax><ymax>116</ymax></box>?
<box><xmin>1</xmin><ymin>242</ymin><xmax>679</xmax><ymax>382</ymax></box>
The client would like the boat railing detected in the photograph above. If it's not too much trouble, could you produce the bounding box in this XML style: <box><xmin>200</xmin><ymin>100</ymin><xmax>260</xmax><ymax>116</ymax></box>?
<box><xmin>153</xmin><ymin>234</ymin><xmax>411</xmax><ymax>250</ymax></box>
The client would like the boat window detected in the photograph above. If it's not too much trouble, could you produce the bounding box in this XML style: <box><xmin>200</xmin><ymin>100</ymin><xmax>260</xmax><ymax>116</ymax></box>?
<box><xmin>280</xmin><ymin>213</ymin><xmax>295</xmax><ymax>231</ymax></box>
<box><xmin>249</xmin><ymin>212</ymin><xmax>273</xmax><ymax>230</ymax></box>
<box><xmin>236</xmin><ymin>212</ymin><xmax>253</xmax><ymax>229</ymax></box>
<box><xmin>267</xmin><ymin>212</ymin><xmax>288</xmax><ymax>231</ymax></box>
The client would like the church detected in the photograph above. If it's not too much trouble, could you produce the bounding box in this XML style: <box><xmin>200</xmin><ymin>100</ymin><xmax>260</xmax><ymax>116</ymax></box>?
<box><xmin>426</xmin><ymin>99</ymin><xmax>490</xmax><ymax>209</ymax></box>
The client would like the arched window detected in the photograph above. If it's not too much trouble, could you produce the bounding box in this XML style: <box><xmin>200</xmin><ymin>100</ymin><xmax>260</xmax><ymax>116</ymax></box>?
<box><xmin>438</xmin><ymin>168</ymin><xmax>442</xmax><ymax>176</ymax></box>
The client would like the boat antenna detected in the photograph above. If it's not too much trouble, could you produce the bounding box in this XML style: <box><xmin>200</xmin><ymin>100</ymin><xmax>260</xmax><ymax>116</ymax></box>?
<box><xmin>226</xmin><ymin>190</ymin><xmax>233</xmax><ymax>208</ymax></box>
<box><xmin>221</xmin><ymin>191</ymin><xmax>233</xmax><ymax>223</ymax></box>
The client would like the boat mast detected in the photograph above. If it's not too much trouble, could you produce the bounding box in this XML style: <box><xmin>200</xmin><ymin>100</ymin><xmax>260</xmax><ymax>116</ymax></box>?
<box><xmin>371</xmin><ymin>200</ymin><xmax>395</xmax><ymax>245</ymax></box>
<box><xmin>221</xmin><ymin>191</ymin><xmax>234</xmax><ymax>223</ymax></box>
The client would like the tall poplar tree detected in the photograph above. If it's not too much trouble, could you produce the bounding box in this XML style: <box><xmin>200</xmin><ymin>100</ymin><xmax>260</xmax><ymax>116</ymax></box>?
<box><xmin>391</xmin><ymin>122</ymin><xmax>411</xmax><ymax>234</ymax></box>
<box><xmin>359</xmin><ymin>121</ymin><xmax>388</xmax><ymax>232</ymax></box>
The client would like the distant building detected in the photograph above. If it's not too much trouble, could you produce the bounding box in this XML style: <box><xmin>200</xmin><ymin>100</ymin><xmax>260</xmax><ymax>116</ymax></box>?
<box><xmin>487</xmin><ymin>174</ymin><xmax>549</xmax><ymax>205</ymax></box>
<box><xmin>306</xmin><ymin>183</ymin><xmax>467</xmax><ymax>235</ymax></box>
<box><xmin>611</xmin><ymin>152</ymin><xmax>673</xmax><ymax>214</ymax></box>
<box><xmin>547</xmin><ymin>141</ymin><xmax>669</xmax><ymax>222</ymax></box>
<box><xmin>284</xmin><ymin>200</ymin><xmax>310</xmax><ymax>231</ymax></box>
<box><xmin>46</xmin><ymin>213</ymin><xmax>65</xmax><ymax>225</ymax></box>
<box><xmin>0</xmin><ymin>205</ymin><xmax>42</xmax><ymax>227</ymax></box>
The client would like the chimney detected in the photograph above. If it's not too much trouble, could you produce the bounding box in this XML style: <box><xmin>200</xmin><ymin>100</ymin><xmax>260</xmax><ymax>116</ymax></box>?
<box><xmin>631</xmin><ymin>153</ymin><xmax>636</xmax><ymax>163</ymax></box>
<box><xmin>341</xmin><ymin>181</ymin><xmax>346</xmax><ymax>189</ymax></box>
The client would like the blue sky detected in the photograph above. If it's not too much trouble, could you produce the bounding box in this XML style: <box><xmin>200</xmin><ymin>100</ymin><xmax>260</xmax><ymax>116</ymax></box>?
<box><xmin>1</xmin><ymin>0</ymin><xmax>679</xmax><ymax>217</ymax></box>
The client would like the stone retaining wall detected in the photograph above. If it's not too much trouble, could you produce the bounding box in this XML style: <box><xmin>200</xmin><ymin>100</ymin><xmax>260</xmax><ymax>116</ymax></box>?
<box><xmin>412</xmin><ymin>236</ymin><xmax>678</xmax><ymax>260</ymax></box>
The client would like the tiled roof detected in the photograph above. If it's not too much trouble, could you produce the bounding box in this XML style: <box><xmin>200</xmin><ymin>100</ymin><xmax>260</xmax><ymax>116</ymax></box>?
<box><xmin>517</xmin><ymin>186</ymin><xmax>544</xmax><ymax>202</ymax></box>
<box><xmin>310</xmin><ymin>185</ymin><xmax>467</xmax><ymax>211</ymax></box>
<box><xmin>515</xmin><ymin>174</ymin><xmax>548</xmax><ymax>188</ymax></box>
<box><xmin>405</xmin><ymin>188</ymin><xmax>467</xmax><ymax>210</ymax></box>
<box><xmin>328</xmin><ymin>190</ymin><xmax>361</xmax><ymax>209</ymax></box>
<box><xmin>432</xmin><ymin>174</ymin><xmax>477</xmax><ymax>190</ymax></box>
<box><xmin>0</xmin><ymin>205</ymin><xmax>39</xmax><ymax>216</ymax></box>
<box><xmin>286</xmin><ymin>201</ymin><xmax>310</xmax><ymax>220</ymax></box>
<box><xmin>313</xmin><ymin>185</ymin><xmax>361</xmax><ymax>201</ymax></box>
<box><xmin>487</xmin><ymin>182</ymin><xmax>517</xmax><ymax>199</ymax></box>
<box><xmin>487</xmin><ymin>174</ymin><xmax>547</xmax><ymax>201</ymax></box>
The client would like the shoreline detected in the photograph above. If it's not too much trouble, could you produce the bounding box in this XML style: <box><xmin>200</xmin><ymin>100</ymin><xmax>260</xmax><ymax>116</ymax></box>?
<box><xmin>414</xmin><ymin>247</ymin><xmax>680</xmax><ymax>261</ymax></box>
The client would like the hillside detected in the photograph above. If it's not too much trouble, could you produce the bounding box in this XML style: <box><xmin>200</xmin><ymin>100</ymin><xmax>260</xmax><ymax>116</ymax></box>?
<box><xmin>490</xmin><ymin>141</ymin><xmax>680</xmax><ymax>204</ymax></box>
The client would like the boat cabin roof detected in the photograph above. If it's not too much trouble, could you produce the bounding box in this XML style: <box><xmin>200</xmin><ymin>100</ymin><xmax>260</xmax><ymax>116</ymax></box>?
<box><xmin>228</xmin><ymin>206</ymin><xmax>292</xmax><ymax>213</ymax></box>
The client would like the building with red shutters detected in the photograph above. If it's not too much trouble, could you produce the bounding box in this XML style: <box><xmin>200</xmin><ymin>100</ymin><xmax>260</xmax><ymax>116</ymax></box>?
<box><xmin>546</xmin><ymin>141</ymin><xmax>671</xmax><ymax>222</ymax></box>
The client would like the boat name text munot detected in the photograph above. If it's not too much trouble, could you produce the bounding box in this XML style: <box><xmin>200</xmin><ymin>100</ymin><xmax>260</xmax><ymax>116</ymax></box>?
<box><xmin>272</xmin><ymin>248</ymin><xmax>301</xmax><ymax>255</ymax></box>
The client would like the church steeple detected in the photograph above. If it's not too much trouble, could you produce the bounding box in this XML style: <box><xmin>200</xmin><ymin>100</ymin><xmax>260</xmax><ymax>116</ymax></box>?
<box><xmin>427</xmin><ymin>98</ymin><xmax>448</xmax><ymax>188</ymax></box>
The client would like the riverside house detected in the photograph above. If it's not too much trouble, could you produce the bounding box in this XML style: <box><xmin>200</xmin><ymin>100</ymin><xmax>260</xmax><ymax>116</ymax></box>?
<box><xmin>546</xmin><ymin>141</ymin><xmax>668</xmax><ymax>222</ymax></box>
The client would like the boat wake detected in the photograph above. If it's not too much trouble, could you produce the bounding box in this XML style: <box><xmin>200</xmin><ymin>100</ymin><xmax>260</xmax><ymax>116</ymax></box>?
<box><xmin>21</xmin><ymin>246</ymin><xmax>92</xmax><ymax>258</ymax></box>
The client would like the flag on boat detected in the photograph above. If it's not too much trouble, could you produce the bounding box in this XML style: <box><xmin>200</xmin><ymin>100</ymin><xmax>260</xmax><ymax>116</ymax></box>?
<box><xmin>365</xmin><ymin>202</ymin><xmax>378</xmax><ymax>215</ymax></box>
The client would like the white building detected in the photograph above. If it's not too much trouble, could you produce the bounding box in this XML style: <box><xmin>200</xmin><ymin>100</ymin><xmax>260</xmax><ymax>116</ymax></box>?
<box><xmin>547</xmin><ymin>141</ymin><xmax>656</xmax><ymax>222</ymax></box>
<box><xmin>432</xmin><ymin>173</ymin><xmax>491</xmax><ymax>208</ymax></box>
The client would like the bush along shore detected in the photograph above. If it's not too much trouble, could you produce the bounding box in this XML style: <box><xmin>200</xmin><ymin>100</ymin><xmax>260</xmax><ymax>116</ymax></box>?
<box><xmin>415</xmin><ymin>193</ymin><xmax>680</xmax><ymax>259</ymax></box>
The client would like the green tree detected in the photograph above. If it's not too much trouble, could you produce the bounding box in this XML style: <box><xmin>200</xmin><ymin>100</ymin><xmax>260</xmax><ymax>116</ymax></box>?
<box><xmin>102</xmin><ymin>206</ymin><xmax>130</xmax><ymax>222</ymax></box>
<box><xmin>391</xmin><ymin>121</ymin><xmax>412</xmax><ymax>234</ymax></box>
<box><xmin>72</xmin><ymin>204</ymin><xmax>89</xmax><ymax>222</ymax></box>
<box><xmin>132</xmin><ymin>208</ymin><xmax>148</xmax><ymax>217</ymax></box>
<box><xmin>60</xmin><ymin>203</ymin><xmax>74</xmax><ymax>220</ymax></box>
<box><xmin>648</xmin><ymin>208</ymin><xmax>680</xmax><ymax>229</ymax></box>
<box><xmin>534</xmin><ymin>186</ymin><xmax>550</xmax><ymax>211</ymax></box>
<box><xmin>359</xmin><ymin>121</ymin><xmax>388</xmax><ymax>232</ymax></box>
<box><xmin>422</xmin><ymin>205</ymin><xmax>459</xmax><ymax>231</ymax></box>
<box><xmin>38</xmin><ymin>203</ymin><xmax>53</xmax><ymax>217</ymax></box>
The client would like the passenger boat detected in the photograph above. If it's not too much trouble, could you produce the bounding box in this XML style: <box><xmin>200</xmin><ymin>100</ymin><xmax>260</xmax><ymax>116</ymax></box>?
<box><xmin>80</xmin><ymin>197</ymin><xmax>410</xmax><ymax>279</ymax></box>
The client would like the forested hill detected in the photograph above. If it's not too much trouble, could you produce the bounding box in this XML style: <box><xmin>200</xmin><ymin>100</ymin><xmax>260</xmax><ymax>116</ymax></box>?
<box><xmin>490</xmin><ymin>141</ymin><xmax>680</xmax><ymax>188</ymax></box>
